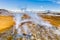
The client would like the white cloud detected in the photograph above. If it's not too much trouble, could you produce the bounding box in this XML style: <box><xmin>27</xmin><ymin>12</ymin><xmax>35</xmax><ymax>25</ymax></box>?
<box><xmin>50</xmin><ymin>0</ymin><xmax>60</xmax><ymax>4</ymax></box>
<box><xmin>56</xmin><ymin>1</ymin><xmax>60</xmax><ymax>4</ymax></box>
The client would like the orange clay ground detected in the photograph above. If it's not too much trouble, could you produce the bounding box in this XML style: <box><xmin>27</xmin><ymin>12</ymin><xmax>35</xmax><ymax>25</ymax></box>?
<box><xmin>40</xmin><ymin>14</ymin><xmax>60</xmax><ymax>27</ymax></box>
<box><xmin>0</xmin><ymin>16</ymin><xmax>15</xmax><ymax>33</ymax></box>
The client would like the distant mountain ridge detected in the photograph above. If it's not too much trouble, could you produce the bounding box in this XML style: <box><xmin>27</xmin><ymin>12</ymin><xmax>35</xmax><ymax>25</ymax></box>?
<box><xmin>0</xmin><ymin>9</ymin><xmax>14</xmax><ymax>16</ymax></box>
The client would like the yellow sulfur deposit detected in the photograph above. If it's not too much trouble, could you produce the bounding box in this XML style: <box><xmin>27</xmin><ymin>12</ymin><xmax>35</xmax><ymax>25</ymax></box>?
<box><xmin>0</xmin><ymin>16</ymin><xmax>15</xmax><ymax>33</ymax></box>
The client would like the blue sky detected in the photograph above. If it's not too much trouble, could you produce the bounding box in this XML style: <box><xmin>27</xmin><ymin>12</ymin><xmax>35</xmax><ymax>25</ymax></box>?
<box><xmin>0</xmin><ymin>0</ymin><xmax>60</xmax><ymax>11</ymax></box>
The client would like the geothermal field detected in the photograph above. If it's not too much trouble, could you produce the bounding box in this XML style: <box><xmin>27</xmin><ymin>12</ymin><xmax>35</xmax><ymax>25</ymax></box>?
<box><xmin>0</xmin><ymin>9</ymin><xmax>60</xmax><ymax>40</ymax></box>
